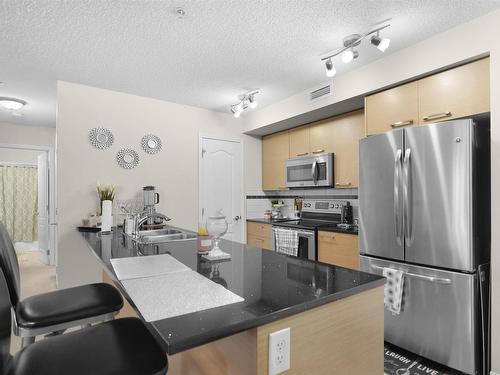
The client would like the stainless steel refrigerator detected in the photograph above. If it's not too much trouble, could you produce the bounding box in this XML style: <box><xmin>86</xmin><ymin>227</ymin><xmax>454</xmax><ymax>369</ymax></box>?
<box><xmin>358</xmin><ymin>118</ymin><xmax>490</xmax><ymax>375</ymax></box>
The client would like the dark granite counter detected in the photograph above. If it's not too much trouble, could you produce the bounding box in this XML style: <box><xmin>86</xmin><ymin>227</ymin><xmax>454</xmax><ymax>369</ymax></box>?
<box><xmin>81</xmin><ymin>228</ymin><xmax>382</xmax><ymax>355</ymax></box>
<box><xmin>317</xmin><ymin>226</ymin><xmax>359</xmax><ymax>235</ymax></box>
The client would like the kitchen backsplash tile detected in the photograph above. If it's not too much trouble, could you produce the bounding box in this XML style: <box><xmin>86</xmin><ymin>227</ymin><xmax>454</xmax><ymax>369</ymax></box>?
<box><xmin>245</xmin><ymin>188</ymin><xmax>359</xmax><ymax>220</ymax></box>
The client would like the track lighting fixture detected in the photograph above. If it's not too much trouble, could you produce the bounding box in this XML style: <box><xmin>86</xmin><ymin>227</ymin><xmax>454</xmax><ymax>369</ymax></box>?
<box><xmin>325</xmin><ymin>58</ymin><xmax>336</xmax><ymax>77</ymax></box>
<box><xmin>320</xmin><ymin>18</ymin><xmax>391</xmax><ymax>77</ymax></box>
<box><xmin>370</xmin><ymin>33</ymin><xmax>390</xmax><ymax>52</ymax></box>
<box><xmin>230</xmin><ymin>90</ymin><xmax>259</xmax><ymax>118</ymax></box>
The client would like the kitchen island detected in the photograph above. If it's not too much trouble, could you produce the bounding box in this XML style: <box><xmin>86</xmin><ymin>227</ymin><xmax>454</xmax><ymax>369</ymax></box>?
<box><xmin>81</xmin><ymin>228</ymin><xmax>385</xmax><ymax>374</ymax></box>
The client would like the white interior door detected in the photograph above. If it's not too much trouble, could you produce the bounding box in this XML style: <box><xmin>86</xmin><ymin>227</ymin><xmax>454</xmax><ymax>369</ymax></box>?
<box><xmin>37</xmin><ymin>153</ymin><xmax>50</xmax><ymax>264</ymax></box>
<box><xmin>200</xmin><ymin>137</ymin><xmax>243</xmax><ymax>243</ymax></box>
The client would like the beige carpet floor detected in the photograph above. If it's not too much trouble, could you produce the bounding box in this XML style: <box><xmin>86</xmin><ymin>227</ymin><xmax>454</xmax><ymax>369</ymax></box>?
<box><xmin>10</xmin><ymin>251</ymin><xmax>56</xmax><ymax>354</ymax></box>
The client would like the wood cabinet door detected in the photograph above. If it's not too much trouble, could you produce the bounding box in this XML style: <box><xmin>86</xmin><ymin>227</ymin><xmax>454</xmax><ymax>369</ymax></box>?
<box><xmin>262</xmin><ymin>131</ymin><xmax>289</xmax><ymax>191</ymax></box>
<box><xmin>331</xmin><ymin>110</ymin><xmax>364</xmax><ymax>188</ymax></box>
<box><xmin>365</xmin><ymin>81</ymin><xmax>419</xmax><ymax>136</ymax></box>
<box><xmin>318</xmin><ymin>231</ymin><xmax>359</xmax><ymax>270</ymax></box>
<box><xmin>309</xmin><ymin>118</ymin><xmax>335</xmax><ymax>155</ymax></box>
<box><xmin>418</xmin><ymin>58</ymin><xmax>490</xmax><ymax>124</ymax></box>
<box><xmin>289</xmin><ymin>126</ymin><xmax>310</xmax><ymax>157</ymax></box>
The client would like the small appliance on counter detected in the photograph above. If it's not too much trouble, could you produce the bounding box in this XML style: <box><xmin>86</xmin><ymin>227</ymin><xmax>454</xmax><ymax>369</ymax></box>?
<box><xmin>142</xmin><ymin>186</ymin><xmax>162</xmax><ymax>227</ymax></box>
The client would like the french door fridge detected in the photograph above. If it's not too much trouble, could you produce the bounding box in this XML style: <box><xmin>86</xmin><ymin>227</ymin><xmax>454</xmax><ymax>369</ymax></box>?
<box><xmin>358</xmin><ymin>119</ymin><xmax>490</xmax><ymax>375</ymax></box>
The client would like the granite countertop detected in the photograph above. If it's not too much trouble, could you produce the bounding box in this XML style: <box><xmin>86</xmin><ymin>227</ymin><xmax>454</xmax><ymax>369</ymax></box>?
<box><xmin>80</xmin><ymin>227</ymin><xmax>382</xmax><ymax>354</ymax></box>
<box><xmin>247</xmin><ymin>218</ymin><xmax>359</xmax><ymax>235</ymax></box>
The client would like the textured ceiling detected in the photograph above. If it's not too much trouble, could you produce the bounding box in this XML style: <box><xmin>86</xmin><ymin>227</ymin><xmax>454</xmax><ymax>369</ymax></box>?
<box><xmin>1</xmin><ymin>0</ymin><xmax>499</xmax><ymax>127</ymax></box>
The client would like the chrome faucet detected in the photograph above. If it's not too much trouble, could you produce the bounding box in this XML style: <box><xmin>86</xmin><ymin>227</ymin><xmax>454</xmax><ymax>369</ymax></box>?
<box><xmin>132</xmin><ymin>211</ymin><xmax>171</xmax><ymax>235</ymax></box>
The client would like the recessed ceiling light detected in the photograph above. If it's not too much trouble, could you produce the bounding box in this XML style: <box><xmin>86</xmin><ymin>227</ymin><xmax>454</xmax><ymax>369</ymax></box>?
<box><xmin>0</xmin><ymin>97</ymin><xmax>27</xmax><ymax>111</ymax></box>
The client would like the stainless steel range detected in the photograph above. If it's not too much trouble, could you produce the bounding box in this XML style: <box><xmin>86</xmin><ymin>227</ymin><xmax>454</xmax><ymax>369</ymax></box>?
<box><xmin>271</xmin><ymin>199</ymin><xmax>348</xmax><ymax>260</ymax></box>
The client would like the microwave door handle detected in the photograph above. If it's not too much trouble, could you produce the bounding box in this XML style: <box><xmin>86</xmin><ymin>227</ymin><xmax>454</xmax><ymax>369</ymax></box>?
<box><xmin>394</xmin><ymin>149</ymin><xmax>403</xmax><ymax>245</ymax></box>
<box><xmin>311</xmin><ymin>161</ymin><xmax>318</xmax><ymax>184</ymax></box>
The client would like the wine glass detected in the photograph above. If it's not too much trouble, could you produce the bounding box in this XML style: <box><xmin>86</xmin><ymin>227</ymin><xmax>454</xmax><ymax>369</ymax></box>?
<box><xmin>206</xmin><ymin>210</ymin><xmax>228</xmax><ymax>255</ymax></box>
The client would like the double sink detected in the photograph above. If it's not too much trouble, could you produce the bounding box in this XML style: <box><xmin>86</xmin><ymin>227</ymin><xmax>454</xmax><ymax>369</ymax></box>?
<box><xmin>131</xmin><ymin>227</ymin><xmax>197</xmax><ymax>244</ymax></box>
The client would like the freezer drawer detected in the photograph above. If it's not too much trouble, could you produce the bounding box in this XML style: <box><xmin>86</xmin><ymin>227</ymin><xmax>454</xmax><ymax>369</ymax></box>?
<box><xmin>360</xmin><ymin>256</ymin><xmax>483</xmax><ymax>375</ymax></box>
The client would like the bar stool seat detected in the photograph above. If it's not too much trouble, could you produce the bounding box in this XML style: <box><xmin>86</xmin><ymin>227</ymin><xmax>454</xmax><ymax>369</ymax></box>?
<box><xmin>16</xmin><ymin>283</ymin><xmax>123</xmax><ymax>330</ymax></box>
<box><xmin>7</xmin><ymin>317</ymin><xmax>168</xmax><ymax>375</ymax></box>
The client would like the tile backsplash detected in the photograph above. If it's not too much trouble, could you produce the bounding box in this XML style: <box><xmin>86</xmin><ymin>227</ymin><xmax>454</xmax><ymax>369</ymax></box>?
<box><xmin>246</xmin><ymin>188</ymin><xmax>359</xmax><ymax>220</ymax></box>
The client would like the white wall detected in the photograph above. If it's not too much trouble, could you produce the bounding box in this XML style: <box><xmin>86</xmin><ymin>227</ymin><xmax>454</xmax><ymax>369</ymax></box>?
<box><xmin>0</xmin><ymin>121</ymin><xmax>55</xmax><ymax>147</ymax></box>
<box><xmin>56</xmin><ymin>81</ymin><xmax>260</xmax><ymax>288</ymax></box>
<box><xmin>0</xmin><ymin>148</ymin><xmax>44</xmax><ymax>164</ymax></box>
<box><xmin>244</xmin><ymin>8</ymin><xmax>500</xmax><ymax>371</ymax></box>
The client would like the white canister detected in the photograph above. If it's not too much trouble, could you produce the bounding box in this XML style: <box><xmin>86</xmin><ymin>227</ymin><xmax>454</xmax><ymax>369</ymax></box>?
<box><xmin>101</xmin><ymin>200</ymin><xmax>113</xmax><ymax>233</ymax></box>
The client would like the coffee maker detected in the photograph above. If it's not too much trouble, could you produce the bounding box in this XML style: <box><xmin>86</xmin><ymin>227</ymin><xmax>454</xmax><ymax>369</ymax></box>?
<box><xmin>143</xmin><ymin>186</ymin><xmax>161</xmax><ymax>225</ymax></box>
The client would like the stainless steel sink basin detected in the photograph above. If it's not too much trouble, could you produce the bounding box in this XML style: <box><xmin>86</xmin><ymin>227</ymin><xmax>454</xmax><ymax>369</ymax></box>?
<box><xmin>138</xmin><ymin>228</ymin><xmax>182</xmax><ymax>236</ymax></box>
<box><xmin>132</xmin><ymin>228</ymin><xmax>197</xmax><ymax>244</ymax></box>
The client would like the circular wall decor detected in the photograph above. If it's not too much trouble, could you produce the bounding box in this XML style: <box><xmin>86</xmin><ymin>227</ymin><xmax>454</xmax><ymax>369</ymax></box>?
<box><xmin>116</xmin><ymin>148</ymin><xmax>139</xmax><ymax>169</ymax></box>
<box><xmin>89</xmin><ymin>127</ymin><xmax>114</xmax><ymax>149</ymax></box>
<box><xmin>141</xmin><ymin>134</ymin><xmax>162</xmax><ymax>154</ymax></box>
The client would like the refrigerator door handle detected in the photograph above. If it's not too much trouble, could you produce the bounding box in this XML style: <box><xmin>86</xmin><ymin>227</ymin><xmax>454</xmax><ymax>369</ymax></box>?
<box><xmin>394</xmin><ymin>149</ymin><xmax>403</xmax><ymax>244</ymax></box>
<box><xmin>370</xmin><ymin>264</ymin><xmax>451</xmax><ymax>284</ymax></box>
<box><xmin>403</xmin><ymin>148</ymin><xmax>412</xmax><ymax>245</ymax></box>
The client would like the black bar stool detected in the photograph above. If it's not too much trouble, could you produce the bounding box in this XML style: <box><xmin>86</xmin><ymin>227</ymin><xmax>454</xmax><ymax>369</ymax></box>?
<box><xmin>0</xmin><ymin>268</ymin><xmax>168</xmax><ymax>375</ymax></box>
<box><xmin>0</xmin><ymin>223</ymin><xmax>124</xmax><ymax>347</ymax></box>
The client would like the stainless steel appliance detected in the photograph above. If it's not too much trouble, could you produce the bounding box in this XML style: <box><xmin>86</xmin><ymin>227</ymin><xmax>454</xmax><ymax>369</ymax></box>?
<box><xmin>271</xmin><ymin>199</ymin><xmax>346</xmax><ymax>260</ymax></box>
<box><xmin>359</xmin><ymin>118</ymin><xmax>490</xmax><ymax>375</ymax></box>
<box><xmin>285</xmin><ymin>153</ymin><xmax>334</xmax><ymax>188</ymax></box>
<box><xmin>142</xmin><ymin>186</ymin><xmax>161</xmax><ymax>225</ymax></box>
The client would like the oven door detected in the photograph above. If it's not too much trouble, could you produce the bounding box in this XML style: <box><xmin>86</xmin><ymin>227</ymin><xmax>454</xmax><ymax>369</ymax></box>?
<box><xmin>272</xmin><ymin>227</ymin><xmax>316</xmax><ymax>261</ymax></box>
<box><xmin>285</xmin><ymin>153</ymin><xmax>333</xmax><ymax>188</ymax></box>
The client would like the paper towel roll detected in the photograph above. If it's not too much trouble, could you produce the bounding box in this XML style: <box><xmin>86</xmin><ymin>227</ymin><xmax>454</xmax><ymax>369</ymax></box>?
<box><xmin>101</xmin><ymin>200</ymin><xmax>113</xmax><ymax>233</ymax></box>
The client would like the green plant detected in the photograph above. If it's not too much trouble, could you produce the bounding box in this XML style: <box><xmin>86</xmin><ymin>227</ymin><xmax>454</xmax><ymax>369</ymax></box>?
<box><xmin>96</xmin><ymin>183</ymin><xmax>115</xmax><ymax>202</ymax></box>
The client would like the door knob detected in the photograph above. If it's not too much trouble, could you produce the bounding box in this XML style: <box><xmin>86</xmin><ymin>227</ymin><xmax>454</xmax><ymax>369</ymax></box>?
<box><xmin>234</xmin><ymin>215</ymin><xmax>241</xmax><ymax>221</ymax></box>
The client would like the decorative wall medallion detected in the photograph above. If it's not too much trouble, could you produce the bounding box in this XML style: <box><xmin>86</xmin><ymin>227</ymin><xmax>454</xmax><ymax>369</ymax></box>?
<box><xmin>89</xmin><ymin>127</ymin><xmax>114</xmax><ymax>149</ymax></box>
<box><xmin>141</xmin><ymin>134</ymin><xmax>162</xmax><ymax>154</ymax></box>
<box><xmin>116</xmin><ymin>148</ymin><xmax>139</xmax><ymax>169</ymax></box>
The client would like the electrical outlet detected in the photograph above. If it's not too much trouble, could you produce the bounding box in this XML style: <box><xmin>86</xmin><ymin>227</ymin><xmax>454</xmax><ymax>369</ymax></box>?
<box><xmin>268</xmin><ymin>327</ymin><xmax>290</xmax><ymax>375</ymax></box>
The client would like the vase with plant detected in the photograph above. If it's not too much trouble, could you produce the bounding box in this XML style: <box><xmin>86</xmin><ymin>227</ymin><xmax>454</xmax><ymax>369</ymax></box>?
<box><xmin>96</xmin><ymin>183</ymin><xmax>115</xmax><ymax>215</ymax></box>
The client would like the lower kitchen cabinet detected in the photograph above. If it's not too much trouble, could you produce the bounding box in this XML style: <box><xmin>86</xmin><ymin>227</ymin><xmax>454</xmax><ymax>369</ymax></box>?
<box><xmin>247</xmin><ymin>222</ymin><xmax>272</xmax><ymax>250</ymax></box>
<box><xmin>318</xmin><ymin>231</ymin><xmax>359</xmax><ymax>270</ymax></box>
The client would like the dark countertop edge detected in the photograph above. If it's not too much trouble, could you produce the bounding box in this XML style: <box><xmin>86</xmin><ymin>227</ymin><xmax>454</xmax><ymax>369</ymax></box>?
<box><xmin>247</xmin><ymin>218</ymin><xmax>359</xmax><ymax>235</ymax></box>
<box><xmin>168</xmin><ymin>277</ymin><xmax>385</xmax><ymax>354</ymax></box>
<box><xmin>79</xmin><ymin>230</ymin><xmax>382</xmax><ymax>355</ymax></box>
<box><xmin>317</xmin><ymin>226</ymin><xmax>359</xmax><ymax>235</ymax></box>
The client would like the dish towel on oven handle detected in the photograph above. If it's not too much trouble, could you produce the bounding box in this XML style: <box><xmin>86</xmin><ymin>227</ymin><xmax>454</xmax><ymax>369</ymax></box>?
<box><xmin>274</xmin><ymin>228</ymin><xmax>299</xmax><ymax>257</ymax></box>
<box><xmin>382</xmin><ymin>267</ymin><xmax>404</xmax><ymax>315</ymax></box>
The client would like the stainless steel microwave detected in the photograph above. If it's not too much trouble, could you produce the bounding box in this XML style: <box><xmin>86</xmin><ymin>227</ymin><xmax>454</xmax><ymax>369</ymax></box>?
<box><xmin>285</xmin><ymin>153</ymin><xmax>334</xmax><ymax>188</ymax></box>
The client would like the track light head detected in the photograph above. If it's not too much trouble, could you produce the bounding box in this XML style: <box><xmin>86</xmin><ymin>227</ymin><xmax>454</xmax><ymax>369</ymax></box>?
<box><xmin>341</xmin><ymin>49</ymin><xmax>358</xmax><ymax>64</ymax></box>
<box><xmin>370</xmin><ymin>34</ymin><xmax>390</xmax><ymax>52</ymax></box>
<box><xmin>248</xmin><ymin>94</ymin><xmax>258</xmax><ymax>109</ymax></box>
<box><xmin>325</xmin><ymin>59</ymin><xmax>336</xmax><ymax>77</ymax></box>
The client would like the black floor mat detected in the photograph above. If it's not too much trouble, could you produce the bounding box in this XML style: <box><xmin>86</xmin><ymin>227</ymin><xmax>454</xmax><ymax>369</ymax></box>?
<box><xmin>384</xmin><ymin>342</ymin><xmax>466</xmax><ymax>375</ymax></box>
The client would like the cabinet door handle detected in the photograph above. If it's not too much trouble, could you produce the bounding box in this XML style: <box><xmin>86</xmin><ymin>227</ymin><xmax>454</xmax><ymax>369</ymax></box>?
<box><xmin>390</xmin><ymin>120</ymin><xmax>414</xmax><ymax>128</ymax></box>
<box><xmin>296</xmin><ymin>152</ymin><xmax>309</xmax><ymax>156</ymax></box>
<box><xmin>422</xmin><ymin>112</ymin><xmax>452</xmax><ymax>122</ymax></box>
<box><xmin>312</xmin><ymin>149</ymin><xmax>325</xmax><ymax>154</ymax></box>
<box><xmin>335</xmin><ymin>182</ymin><xmax>352</xmax><ymax>187</ymax></box>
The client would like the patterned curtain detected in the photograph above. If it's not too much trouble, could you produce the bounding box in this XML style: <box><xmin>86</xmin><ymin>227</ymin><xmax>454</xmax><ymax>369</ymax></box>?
<box><xmin>0</xmin><ymin>165</ymin><xmax>38</xmax><ymax>242</ymax></box>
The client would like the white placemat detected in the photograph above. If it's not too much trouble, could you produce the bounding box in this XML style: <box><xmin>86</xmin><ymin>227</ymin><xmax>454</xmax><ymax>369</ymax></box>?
<box><xmin>110</xmin><ymin>254</ymin><xmax>190</xmax><ymax>280</ymax></box>
<box><xmin>121</xmin><ymin>271</ymin><xmax>245</xmax><ymax>322</ymax></box>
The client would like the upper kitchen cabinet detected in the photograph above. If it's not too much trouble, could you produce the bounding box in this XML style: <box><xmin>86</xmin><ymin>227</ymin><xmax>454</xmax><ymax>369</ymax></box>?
<box><xmin>289</xmin><ymin>126</ymin><xmax>310</xmax><ymax>157</ymax></box>
<box><xmin>262</xmin><ymin>131</ymin><xmax>289</xmax><ymax>191</ymax></box>
<box><xmin>418</xmin><ymin>58</ymin><xmax>490</xmax><ymax>123</ymax></box>
<box><xmin>331</xmin><ymin>110</ymin><xmax>364</xmax><ymax>188</ymax></box>
<box><xmin>365</xmin><ymin>81</ymin><xmax>419</xmax><ymax>136</ymax></box>
<box><xmin>309</xmin><ymin>118</ymin><xmax>335</xmax><ymax>155</ymax></box>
